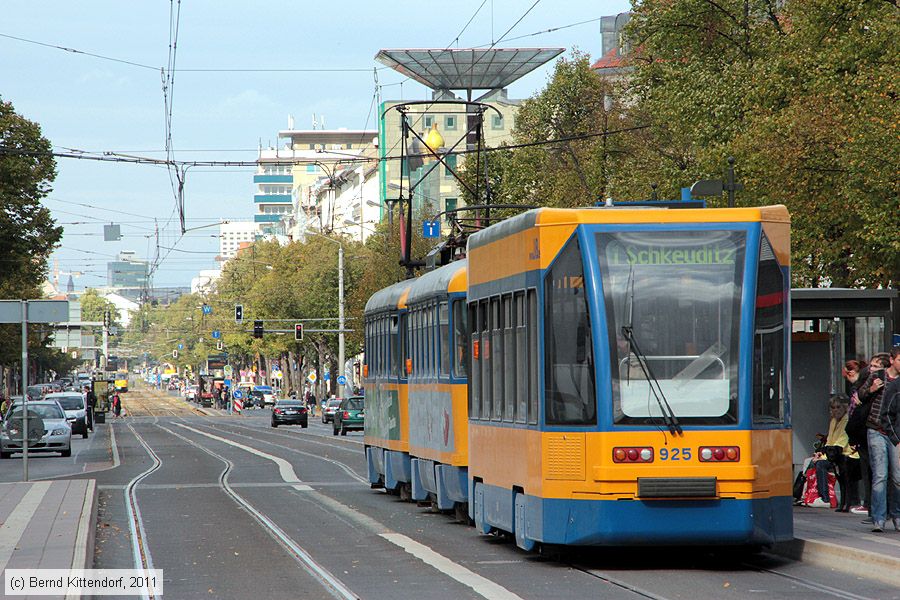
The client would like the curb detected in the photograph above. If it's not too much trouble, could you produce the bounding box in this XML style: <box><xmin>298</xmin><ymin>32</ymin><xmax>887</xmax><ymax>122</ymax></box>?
<box><xmin>771</xmin><ymin>537</ymin><xmax>900</xmax><ymax>586</ymax></box>
<box><xmin>70</xmin><ymin>479</ymin><xmax>98</xmax><ymax>570</ymax></box>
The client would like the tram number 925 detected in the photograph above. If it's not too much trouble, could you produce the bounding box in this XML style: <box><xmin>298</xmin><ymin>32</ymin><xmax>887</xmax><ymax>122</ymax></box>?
<box><xmin>659</xmin><ymin>447</ymin><xmax>692</xmax><ymax>461</ymax></box>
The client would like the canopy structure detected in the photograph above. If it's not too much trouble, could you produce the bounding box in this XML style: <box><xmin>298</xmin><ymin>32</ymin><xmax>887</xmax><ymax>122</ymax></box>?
<box><xmin>375</xmin><ymin>48</ymin><xmax>564</xmax><ymax>92</ymax></box>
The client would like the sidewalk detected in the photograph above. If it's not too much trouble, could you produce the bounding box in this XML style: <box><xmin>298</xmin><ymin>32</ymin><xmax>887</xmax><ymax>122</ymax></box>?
<box><xmin>0</xmin><ymin>480</ymin><xmax>97</xmax><ymax>599</ymax></box>
<box><xmin>774</xmin><ymin>505</ymin><xmax>900</xmax><ymax>586</ymax></box>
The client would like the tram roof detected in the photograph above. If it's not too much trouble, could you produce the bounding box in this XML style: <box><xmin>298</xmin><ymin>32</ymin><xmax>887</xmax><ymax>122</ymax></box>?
<box><xmin>467</xmin><ymin>205</ymin><xmax>790</xmax><ymax>252</ymax></box>
<box><xmin>406</xmin><ymin>261</ymin><xmax>467</xmax><ymax>305</ymax></box>
<box><xmin>365</xmin><ymin>279</ymin><xmax>412</xmax><ymax>315</ymax></box>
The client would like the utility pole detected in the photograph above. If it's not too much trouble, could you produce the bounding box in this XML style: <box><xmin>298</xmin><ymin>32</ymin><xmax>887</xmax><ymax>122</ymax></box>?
<box><xmin>338</xmin><ymin>244</ymin><xmax>345</xmax><ymax>398</ymax></box>
<box><xmin>21</xmin><ymin>301</ymin><xmax>29</xmax><ymax>481</ymax></box>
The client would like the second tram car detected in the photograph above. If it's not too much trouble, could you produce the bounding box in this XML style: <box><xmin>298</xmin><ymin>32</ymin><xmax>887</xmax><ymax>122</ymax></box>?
<box><xmin>364</xmin><ymin>204</ymin><xmax>793</xmax><ymax>550</ymax></box>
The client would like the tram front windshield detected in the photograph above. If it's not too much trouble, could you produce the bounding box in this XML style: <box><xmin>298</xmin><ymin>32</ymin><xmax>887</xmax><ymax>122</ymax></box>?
<box><xmin>597</xmin><ymin>230</ymin><xmax>745</xmax><ymax>425</ymax></box>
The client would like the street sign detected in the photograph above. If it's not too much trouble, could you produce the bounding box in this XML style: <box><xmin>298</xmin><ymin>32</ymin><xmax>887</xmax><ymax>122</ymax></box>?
<box><xmin>212</xmin><ymin>330</ymin><xmax>221</xmax><ymax>339</ymax></box>
<box><xmin>177</xmin><ymin>343</ymin><xmax>184</xmax><ymax>350</ymax></box>
<box><xmin>216</xmin><ymin>341</ymin><xmax>224</xmax><ymax>351</ymax></box>
<box><xmin>172</xmin><ymin>350</ymin><xmax>178</xmax><ymax>358</ymax></box>
<box><xmin>337</xmin><ymin>375</ymin><xmax>347</xmax><ymax>386</ymax></box>
<box><xmin>202</xmin><ymin>304</ymin><xmax>212</xmax><ymax>315</ymax></box>
<box><xmin>0</xmin><ymin>300</ymin><xmax>69</xmax><ymax>323</ymax></box>
<box><xmin>224</xmin><ymin>379</ymin><xmax>232</xmax><ymax>387</ymax></box>
<box><xmin>422</xmin><ymin>220</ymin><xmax>440</xmax><ymax>238</ymax></box>
<box><xmin>232</xmin><ymin>390</ymin><xmax>244</xmax><ymax>399</ymax></box>
<box><xmin>273</xmin><ymin>371</ymin><xmax>283</xmax><ymax>380</ymax></box>
<box><xmin>307</xmin><ymin>373</ymin><xmax>317</xmax><ymax>383</ymax></box>
<box><xmin>235</xmin><ymin>304</ymin><xmax>244</xmax><ymax>323</ymax></box>
<box><xmin>224</xmin><ymin>365</ymin><xmax>233</xmax><ymax>377</ymax></box>
<box><xmin>323</xmin><ymin>372</ymin><xmax>330</xmax><ymax>382</ymax></box>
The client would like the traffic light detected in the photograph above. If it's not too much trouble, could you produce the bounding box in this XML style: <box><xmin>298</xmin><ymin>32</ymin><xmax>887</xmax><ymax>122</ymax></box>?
<box><xmin>103</xmin><ymin>311</ymin><xmax>110</xmax><ymax>328</ymax></box>
<box><xmin>235</xmin><ymin>304</ymin><xmax>244</xmax><ymax>323</ymax></box>
<box><xmin>294</xmin><ymin>323</ymin><xmax>304</xmax><ymax>341</ymax></box>
<box><xmin>253</xmin><ymin>320</ymin><xmax>263</xmax><ymax>339</ymax></box>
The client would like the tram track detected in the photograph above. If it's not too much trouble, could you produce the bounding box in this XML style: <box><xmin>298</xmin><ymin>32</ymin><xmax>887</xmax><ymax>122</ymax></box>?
<box><xmin>155</xmin><ymin>422</ymin><xmax>360</xmax><ymax>600</ymax></box>
<box><xmin>124</xmin><ymin>419</ymin><xmax>162</xmax><ymax>600</ymax></box>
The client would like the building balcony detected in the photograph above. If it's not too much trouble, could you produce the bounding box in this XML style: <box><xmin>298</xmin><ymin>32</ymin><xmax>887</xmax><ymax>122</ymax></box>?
<box><xmin>254</xmin><ymin>194</ymin><xmax>293</xmax><ymax>203</ymax></box>
<box><xmin>254</xmin><ymin>214</ymin><xmax>284</xmax><ymax>223</ymax></box>
<box><xmin>253</xmin><ymin>174</ymin><xmax>293</xmax><ymax>184</ymax></box>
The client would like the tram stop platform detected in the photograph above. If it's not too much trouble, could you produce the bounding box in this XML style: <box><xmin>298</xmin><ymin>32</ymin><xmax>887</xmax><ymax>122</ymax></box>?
<box><xmin>774</xmin><ymin>505</ymin><xmax>900</xmax><ymax>586</ymax></box>
<box><xmin>0</xmin><ymin>480</ymin><xmax>97</xmax><ymax>598</ymax></box>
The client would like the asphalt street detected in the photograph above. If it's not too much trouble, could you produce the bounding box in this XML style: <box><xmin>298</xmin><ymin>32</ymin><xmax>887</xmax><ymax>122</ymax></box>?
<box><xmin>1</xmin><ymin>389</ymin><xmax>897</xmax><ymax>599</ymax></box>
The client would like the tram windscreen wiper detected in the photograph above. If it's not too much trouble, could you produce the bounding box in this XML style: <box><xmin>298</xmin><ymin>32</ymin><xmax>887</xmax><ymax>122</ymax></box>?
<box><xmin>621</xmin><ymin>276</ymin><xmax>682</xmax><ymax>435</ymax></box>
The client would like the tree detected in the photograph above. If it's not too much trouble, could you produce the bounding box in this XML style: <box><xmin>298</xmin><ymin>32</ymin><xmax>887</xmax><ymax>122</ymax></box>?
<box><xmin>0</xmin><ymin>97</ymin><xmax>62</xmax><ymax>298</ymax></box>
<box><xmin>624</xmin><ymin>0</ymin><xmax>900</xmax><ymax>286</ymax></box>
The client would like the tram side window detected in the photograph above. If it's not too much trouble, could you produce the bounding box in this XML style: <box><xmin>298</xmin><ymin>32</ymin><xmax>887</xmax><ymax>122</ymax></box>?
<box><xmin>469</xmin><ymin>302</ymin><xmax>480</xmax><ymax>418</ymax></box>
<box><xmin>453</xmin><ymin>301</ymin><xmax>469</xmax><ymax>380</ymax></box>
<box><xmin>390</xmin><ymin>315</ymin><xmax>399</xmax><ymax>377</ymax></box>
<box><xmin>527</xmin><ymin>289</ymin><xmax>538</xmax><ymax>425</ymax></box>
<box><xmin>480</xmin><ymin>300</ymin><xmax>491</xmax><ymax>420</ymax></box>
<box><xmin>515</xmin><ymin>292</ymin><xmax>527</xmax><ymax>423</ymax></box>
<box><xmin>545</xmin><ymin>238</ymin><xmax>597</xmax><ymax>426</ymax></box>
<box><xmin>399</xmin><ymin>313</ymin><xmax>408</xmax><ymax>380</ymax></box>
<box><xmin>491</xmin><ymin>297</ymin><xmax>503</xmax><ymax>420</ymax></box>
<box><xmin>440</xmin><ymin>302</ymin><xmax>450</xmax><ymax>377</ymax></box>
<box><xmin>503</xmin><ymin>294</ymin><xmax>515</xmax><ymax>422</ymax></box>
<box><xmin>753</xmin><ymin>235</ymin><xmax>786</xmax><ymax>424</ymax></box>
<box><xmin>430</xmin><ymin>304</ymin><xmax>437</xmax><ymax>376</ymax></box>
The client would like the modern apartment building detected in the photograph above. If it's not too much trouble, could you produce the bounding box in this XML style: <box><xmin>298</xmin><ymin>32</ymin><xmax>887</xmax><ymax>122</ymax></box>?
<box><xmin>219</xmin><ymin>221</ymin><xmax>258</xmax><ymax>261</ymax></box>
<box><xmin>255</xmin><ymin>124</ymin><xmax>377</xmax><ymax>241</ymax></box>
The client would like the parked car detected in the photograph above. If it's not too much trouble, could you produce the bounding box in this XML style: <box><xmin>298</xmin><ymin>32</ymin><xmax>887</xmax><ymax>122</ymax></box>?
<box><xmin>1</xmin><ymin>400</ymin><xmax>72</xmax><ymax>458</ymax></box>
<box><xmin>44</xmin><ymin>392</ymin><xmax>89</xmax><ymax>438</ymax></box>
<box><xmin>332</xmin><ymin>396</ymin><xmax>364</xmax><ymax>436</ymax></box>
<box><xmin>321</xmin><ymin>398</ymin><xmax>343</xmax><ymax>424</ymax></box>
<box><xmin>271</xmin><ymin>400</ymin><xmax>308</xmax><ymax>428</ymax></box>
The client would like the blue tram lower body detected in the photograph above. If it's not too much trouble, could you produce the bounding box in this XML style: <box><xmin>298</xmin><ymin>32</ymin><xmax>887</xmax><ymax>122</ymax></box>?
<box><xmin>410</xmin><ymin>458</ymin><xmax>468</xmax><ymax>509</ymax></box>
<box><xmin>366</xmin><ymin>446</ymin><xmax>411</xmax><ymax>490</ymax></box>
<box><xmin>471</xmin><ymin>481</ymin><xmax>793</xmax><ymax>547</ymax></box>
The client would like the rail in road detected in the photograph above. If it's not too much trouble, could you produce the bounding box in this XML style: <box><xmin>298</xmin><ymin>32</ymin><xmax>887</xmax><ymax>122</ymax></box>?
<box><xmin>85</xmin><ymin>413</ymin><xmax>896</xmax><ymax>600</ymax></box>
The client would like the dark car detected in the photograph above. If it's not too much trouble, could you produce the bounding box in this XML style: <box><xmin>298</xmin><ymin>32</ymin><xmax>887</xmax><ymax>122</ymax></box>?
<box><xmin>271</xmin><ymin>400</ymin><xmax>308</xmax><ymax>428</ymax></box>
<box><xmin>333</xmin><ymin>396</ymin><xmax>364</xmax><ymax>436</ymax></box>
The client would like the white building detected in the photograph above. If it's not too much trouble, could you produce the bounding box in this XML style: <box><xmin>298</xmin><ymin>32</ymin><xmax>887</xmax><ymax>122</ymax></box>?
<box><xmin>313</xmin><ymin>164</ymin><xmax>381</xmax><ymax>243</ymax></box>
<box><xmin>101</xmin><ymin>292</ymin><xmax>140</xmax><ymax>328</ymax></box>
<box><xmin>191</xmin><ymin>269</ymin><xmax>222</xmax><ymax>295</ymax></box>
<box><xmin>255</xmin><ymin>121</ymin><xmax>377</xmax><ymax>240</ymax></box>
<box><xmin>219</xmin><ymin>221</ymin><xmax>258</xmax><ymax>261</ymax></box>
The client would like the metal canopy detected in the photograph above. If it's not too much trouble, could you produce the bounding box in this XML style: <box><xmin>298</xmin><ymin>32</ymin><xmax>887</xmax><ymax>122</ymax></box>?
<box><xmin>375</xmin><ymin>48</ymin><xmax>564</xmax><ymax>91</ymax></box>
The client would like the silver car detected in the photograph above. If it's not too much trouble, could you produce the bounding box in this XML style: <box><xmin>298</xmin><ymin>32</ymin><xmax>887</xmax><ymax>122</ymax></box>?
<box><xmin>45</xmin><ymin>392</ymin><xmax>89</xmax><ymax>438</ymax></box>
<box><xmin>1</xmin><ymin>401</ymin><xmax>72</xmax><ymax>458</ymax></box>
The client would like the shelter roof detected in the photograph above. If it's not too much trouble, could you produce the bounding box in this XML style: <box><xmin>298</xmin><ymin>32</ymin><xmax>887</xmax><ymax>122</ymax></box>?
<box><xmin>375</xmin><ymin>48</ymin><xmax>564</xmax><ymax>91</ymax></box>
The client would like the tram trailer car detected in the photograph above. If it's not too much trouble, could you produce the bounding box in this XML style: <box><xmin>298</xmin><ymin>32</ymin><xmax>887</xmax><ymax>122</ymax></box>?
<box><xmin>366</xmin><ymin>205</ymin><xmax>793</xmax><ymax>551</ymax></box>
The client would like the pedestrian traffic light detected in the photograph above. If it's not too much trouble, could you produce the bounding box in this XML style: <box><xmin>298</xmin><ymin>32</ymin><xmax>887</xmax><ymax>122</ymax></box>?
<box><xmin>235</xmin><ymin>304</ymin><xmax>243</xmax><ymax>323</ymax></box>
<box><xmin>103</xmin><ymin>311</ymin><xmax>110</xmax><ymax>328</ymax></box>
<box><xmin>253</xmin><ymin>320</ymin><xmax>263</xmax><ymax>339</ymax></box>
<box><xmin>294</xmin><ymin>323</ymin><xmax>304</xmax><ymax>341</ymax></box>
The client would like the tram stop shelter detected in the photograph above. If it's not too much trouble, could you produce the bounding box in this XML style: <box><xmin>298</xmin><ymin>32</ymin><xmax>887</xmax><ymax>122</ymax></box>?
<box><xmin>790</xmin><ymin>288</ymin><xmax>900</xmax><ymax>472</ymax></box>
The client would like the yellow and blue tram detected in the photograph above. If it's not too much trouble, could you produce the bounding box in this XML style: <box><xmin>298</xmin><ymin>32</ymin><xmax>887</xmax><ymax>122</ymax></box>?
<box><xmin>365</xmin><ymin>204</ymin><xmax>793</xmax><ymax>549</ymax></box>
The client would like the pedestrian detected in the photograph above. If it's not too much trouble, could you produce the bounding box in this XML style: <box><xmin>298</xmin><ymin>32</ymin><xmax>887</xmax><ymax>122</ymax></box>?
<box><xmin>864</xmin><ymin>347</ymin><xmax>900</xmax><ymax>532</ymax></box>
<box><xmin>843</xmin><ymin>359</ymin><xmax>870</xmax><ymax>514</ymax></box>
<box><xmin>112</xmin><ymin>392</ymin><xmax>122</xmax><ymax>418</ymax></box>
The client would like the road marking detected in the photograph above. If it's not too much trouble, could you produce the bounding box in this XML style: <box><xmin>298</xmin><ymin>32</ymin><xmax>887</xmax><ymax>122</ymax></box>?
<box><xmin>380</xmin><ymin>533</ymin><xmax>524</xmax><ymax>600</ymax></box>
<box><xmin>110</xmin><ymin>422</ymin><xmax>120</xmax><ymax>468</ymax></box>
<box><xmin>174</xmin><ymin>423</ymin><xmax>304</xmax><ymax>484</ymax></box>
<box><xmin>174</xmin><ymin>421</ymin><xmax>519</xmax><ymax>600</ymax></box>
<box><xmin>0</xmin><ymin>482</ymin><xmax>51</xmax><ymax>573</ymax></box>
<box><xmin>125</xmin><ymin>423</ymin><xmax>162</xmax><ymax>600</ymax></box>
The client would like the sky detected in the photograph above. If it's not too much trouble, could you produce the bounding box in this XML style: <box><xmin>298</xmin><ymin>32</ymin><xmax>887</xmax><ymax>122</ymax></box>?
<box><xmin>2</xmin><ymin>0</ymin><xmax>630</xmax><ymax>290</ymax></box>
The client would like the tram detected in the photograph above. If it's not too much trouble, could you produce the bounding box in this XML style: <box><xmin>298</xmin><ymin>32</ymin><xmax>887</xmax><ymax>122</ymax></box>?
<box><xmin>364</xmin><ymin>204</ymin><xmax>793</xmax><ymax>550</ymax></box>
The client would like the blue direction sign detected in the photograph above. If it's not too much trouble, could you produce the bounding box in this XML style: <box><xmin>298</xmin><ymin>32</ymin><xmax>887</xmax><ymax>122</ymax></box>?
<box><xmin>177</xmin><ymin>343</ymin><xmax>184</xmax><ymax>350</ymax></box>
<box><xmin>323</xmin><ymin>372</ymin><xmax>331</xmax><ymax>382</ymax></box>
<box><xmin>202</xmin><ymin>304</ymin><xmax>212</xmax><ymax>315</ymax></box>
<box><xmin>224</xmin><ymin>379</ymin><xmax>232</xmax><ymax>387</ymax></box>
<box><xmin>423</xmin><ymin>220</ymin><xmax>440</xmax><ymax>238</ymax></box>
<box><xmin>212</xmin><ymin>330</ymin><xmax>221</xmax><ymax>339</ymax></box>
<box><xmin>337</xmin><ymin>375</ymin><xmax>347</xmax><ymax>386</ymax></box>
<box><xmin>232</xmin><ymin>390</ymin><xmax>243</xmax><ymax>399</ymax></box>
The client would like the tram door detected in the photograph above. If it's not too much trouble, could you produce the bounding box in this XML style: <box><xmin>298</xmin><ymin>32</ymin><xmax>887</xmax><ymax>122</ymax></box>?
<box><xmin>790</xmin><ymin>332</ymin><xmax>831</xmax><ymax>475</ymax></box>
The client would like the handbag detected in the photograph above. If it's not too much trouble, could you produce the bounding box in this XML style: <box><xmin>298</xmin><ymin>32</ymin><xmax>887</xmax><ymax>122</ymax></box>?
<box><xmin>802</xmin><ymin>468</ymin><xmax>838</xmax><ymax>508</ymax></box>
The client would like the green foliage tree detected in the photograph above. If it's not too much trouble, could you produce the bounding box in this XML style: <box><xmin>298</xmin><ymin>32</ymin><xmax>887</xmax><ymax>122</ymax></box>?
<box><xmin>624</xmin><ymin>0</ymin><xmax>900</xmax><ymax>286</ymax></box>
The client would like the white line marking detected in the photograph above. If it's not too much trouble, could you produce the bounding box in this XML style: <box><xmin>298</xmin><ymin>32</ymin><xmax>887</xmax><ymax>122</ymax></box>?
<box><xmin>174</xmin><ymin>423</ymin><xmax>305</xmax><ymax>484</ymax></box>
<box><xmin>125</xmin><ymin>423</ymin><xmax>161</xmax><ymax>600</ymax></box>
<box><xmin>110</xmin><ymin>422</ymin><xmax>120</xmax><ymax>468</ymax></box>
<box><xmin>380</xmin><ymin>533</ymin><xmax>524</xmax><ymax>600</ymax></box>
<box><xmin>0</xmin><ymin>482</ymin><xmax>52</xmax><ymax>573</ymax></box>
